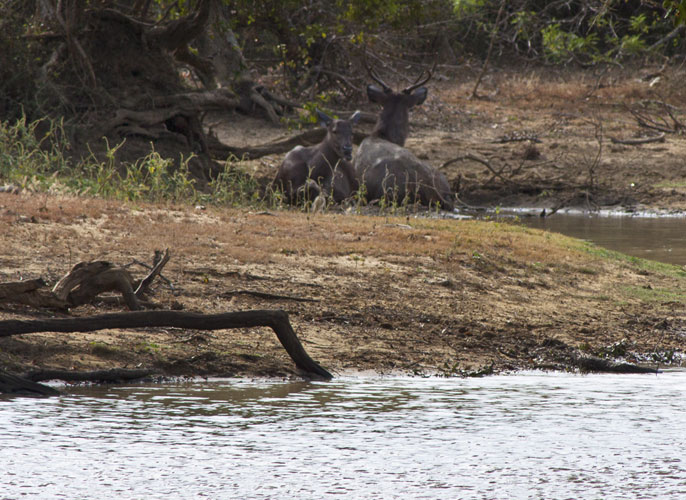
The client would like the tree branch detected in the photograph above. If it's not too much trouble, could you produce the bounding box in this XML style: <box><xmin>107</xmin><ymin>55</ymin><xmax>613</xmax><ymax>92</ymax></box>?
<box><xmin>0</xmin><ymin>310</ymin><xmax>333</xmax><ymax>379</ymax></box>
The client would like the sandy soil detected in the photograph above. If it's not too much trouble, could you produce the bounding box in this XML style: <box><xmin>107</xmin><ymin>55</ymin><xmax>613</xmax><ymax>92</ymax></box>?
<box><xmin>2</xmin><ymin>66</ymin><xmax>686</xmax><ymax>384</ymax></box>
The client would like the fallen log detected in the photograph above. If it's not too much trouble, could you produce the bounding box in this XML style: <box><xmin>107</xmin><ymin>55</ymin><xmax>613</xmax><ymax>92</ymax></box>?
<box><xmin>0</xmin><ymin>251</ymin><xmax>171</xmax><ymax>311</ymax></box>
<box><xmin>0</xmin><ymin>278</ymin><xmax>46</xmax><ymax>298</ymax></box>
<box><xmin>0</xmin><ymin>370</ymin><xmax>61</xmax><ymax>397</ymax></box>
<box><xmin>0</xmin><ymin>309</ymin><xmax>333</xmax><ymax>380</ymax></box>
<box><xmin>208</xmin><ymin>129</ymin><xmax>368</xmax><ymax>161</ymax></box>
<box><xmin>24</xmin><ymin>368</ymin><xmax>155</xmax><ymax>384</ymax></box>
<box><xmin>0</xmin><ymin>279</ymin><xmax>70</xmax><ymax>309</ymax></box>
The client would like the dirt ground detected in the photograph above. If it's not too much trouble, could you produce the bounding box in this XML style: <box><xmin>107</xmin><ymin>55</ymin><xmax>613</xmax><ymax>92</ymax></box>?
<box><xmin>2</xmin><ymin>65</ymin><xmax>686</xmax><ymax>383</ymax></box>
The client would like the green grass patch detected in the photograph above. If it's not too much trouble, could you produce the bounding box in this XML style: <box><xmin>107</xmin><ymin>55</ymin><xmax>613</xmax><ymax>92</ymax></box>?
<box><xmin>89</xmin><ymin>341</ymin><xmax>121</xmax><ymax>357</ymax></box>
<box><xmin>653</xmin><ymin>180</ymin><xmax>686</xmax><ymax>190</ymax></box>
<box><xmin>0</xmin><ymin>114</ymin><xmax>271</xmax><ymax>208</ymax></box>
<box><xmin>575</xmin><ymin>240</ymin><xmax>686</xmax><ymax>279</ymax></box>
<box><xmin>136</xmin><ymin>341</ymin><xmax>163</xmax><ymax>353</ymax></box>
<box><xmin>622</xmin><ymin>285</ymin><xmax>686</xmax><ymax>303</ymax></box>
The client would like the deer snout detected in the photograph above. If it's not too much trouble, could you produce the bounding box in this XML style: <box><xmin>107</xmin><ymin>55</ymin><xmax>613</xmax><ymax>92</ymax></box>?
<box><xmin>342</xmin><ymin>145</ymin><xmax>353</xmax><ymax>161</ymax></box>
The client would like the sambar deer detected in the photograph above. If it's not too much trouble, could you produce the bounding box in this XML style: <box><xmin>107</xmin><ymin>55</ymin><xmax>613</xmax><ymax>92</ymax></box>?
<box><xmin>273</xmin><ymin>109</ymin><xmax>361</xmax><ymax>205</ymax></box>
<box><xmin>353</xmin><ymin>63</ymin><xmax>454</xmax><ymax>211</ymax></box>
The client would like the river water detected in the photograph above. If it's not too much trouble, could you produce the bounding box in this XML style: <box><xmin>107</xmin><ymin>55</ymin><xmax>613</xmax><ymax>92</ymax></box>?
<box><xmin>2</xmin><ymin>372</ymin><xmax>686</xmax><ymax>499</ymax></box>
<box><xmin>505</xmin><ymin>209</ymin><xmax>686</xmax><ymax>266</ymax></box>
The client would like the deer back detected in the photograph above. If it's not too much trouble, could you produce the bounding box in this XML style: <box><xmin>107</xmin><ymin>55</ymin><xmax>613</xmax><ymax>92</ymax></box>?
<box><xmin>356</xmin><ymin>137</ymin><xmax>454</xmax><ymax>210</ymax></box>
<box><xmin>273</xmin><ymin>110</ymin><xmax>361</xmax><ymax>204</ymax></box>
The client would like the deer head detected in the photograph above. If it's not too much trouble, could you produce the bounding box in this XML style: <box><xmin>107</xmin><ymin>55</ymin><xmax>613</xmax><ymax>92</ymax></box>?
<box><xmin>317</xmin><ymin>109</ymin><xmax>362</xmax><ymax>161</ymax></box>
<box><xmin>364</xmin><ymin>58</ymin><xmax>433</xmax><ymax>147</ymax></box>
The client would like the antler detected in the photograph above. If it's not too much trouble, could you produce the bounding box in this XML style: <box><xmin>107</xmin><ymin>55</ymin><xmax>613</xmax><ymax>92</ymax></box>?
<box><xmin>403</xmin><ymin>61</ymin><xmax>436</xmax><ymax>93</ymax></box>
<box><xmin>363</xmin><ymin>50</ymin><xmax>392</xmax><ymax>93</ymax></box>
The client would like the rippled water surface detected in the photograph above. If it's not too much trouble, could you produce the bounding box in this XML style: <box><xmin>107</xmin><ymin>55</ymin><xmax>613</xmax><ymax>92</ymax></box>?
<box><xmin>2</xmin><ymin>371</ymin><xmax>686</xmax><ymax>499</ymax></box>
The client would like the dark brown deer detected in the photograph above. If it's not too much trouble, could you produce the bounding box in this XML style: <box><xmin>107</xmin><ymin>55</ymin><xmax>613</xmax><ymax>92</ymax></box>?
<box><xmin>273</xmin><ymin>109</ymin><xmax>361</xmax><ymax>204</ymax></box>
<box><xmin>353</xmin><ymin>63</ymin><xmax>454</xmax><ymax>211</ymax></box>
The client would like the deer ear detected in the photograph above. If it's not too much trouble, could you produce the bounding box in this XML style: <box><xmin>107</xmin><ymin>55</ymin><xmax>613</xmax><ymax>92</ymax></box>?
<box><xmin>316</xmin><ymin>109</ymin><xmax>332</xmax><ymax>126</ymax></box>
<box><xmin>410</xmin><ymin>87</ymin><xmax>428</xmax><ymax>106</ymax></box>
<box><xmin>367</xmin><ymin>85</ymin><xmax>387</xmax><ymax>104</ymax></box>
<box><xmin>349</xmin><ymin>110</ymin><xmax>362</xmax><ymax>125</ymax></box>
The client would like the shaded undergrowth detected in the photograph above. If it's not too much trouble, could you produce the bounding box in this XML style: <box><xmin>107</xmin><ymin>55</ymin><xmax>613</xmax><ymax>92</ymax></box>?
<box><xmin>0</xmin><ymin>115</ymin><xmax>266</xmax><ymax>208</ymax></box>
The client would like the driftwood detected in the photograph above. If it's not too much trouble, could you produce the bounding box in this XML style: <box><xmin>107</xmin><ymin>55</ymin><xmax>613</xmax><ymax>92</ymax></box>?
<box><xmin>0</xmin><ymin>310</ymin><xmax>333</xmax><ymax>381</ymax></box>
<box><xmin>0</xmin><ymin>279</ymin><xmax>70</xmax><ymax>309</ymax></box>
<box><xmin>0</xmin><ymin>278</ymin><xmax>46</xmax><ymax>298</ymax></box>
<box><xmin>53</xmin><ymin>261</ymin><xmax>142</xmax><ymax>309</ymax></box>
<box><xmin>0</xmin><ymin>251</ymin><xmax>170</xmax><ymax>311</ymax></box>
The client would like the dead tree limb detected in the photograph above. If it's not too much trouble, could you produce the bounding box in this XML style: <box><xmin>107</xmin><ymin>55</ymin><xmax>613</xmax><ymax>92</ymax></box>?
<box><xmin>0</xmin><ymin>370</ymin><xmax>61</xmax><ymax>397</ymax></box>
<box><xmin>0</xmin><ymin>310</ymin><xmax>333</xmax><ymax>379</ymax></box>
<box><xmin>135</xmin><ymin>249</ymin><xmax>171</xmax><ymax>297</ymax></box>
<box><xmin>0</xmin><ymin>278</ymin><xmax>47</xmax><ymax>299</ymax></box>
<box><xmin>53</xmin><ymin>261</ymin><xmax>142</xmax><ymax>310</ymax></box>
<box><xmin>0</xmin><ymin>278</ymin><xmax>70</xmax><ymax>310</ymax></box>
<box><xmin>609</xmin><ymin>133</ymin><xmax>666</xmax><ymax>145</ymax></box>
<box><xmin>209</xmin><ymin>129</ymin><xmax>368</xmax><ymax>161</ymax></box>
<box><xmin>0</xmin><ymin>252</ymin><xmax>169</xmax><ymax>311</ymax></box>
<box><xmin>628</xmin><ymin>101</ymin><xmax>685</xmax><ymax>134</ymax></box>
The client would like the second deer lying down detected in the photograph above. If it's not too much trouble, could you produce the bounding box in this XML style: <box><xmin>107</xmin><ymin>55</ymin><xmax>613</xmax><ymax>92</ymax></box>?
<box><xmin>273</xmin><ymin>110</ymin><xmax>361</xmax><ymax>205</ymax></box>
<box><xmin>353</xmin><ymin>64</ymin><xmax>455</xmax><ymax>211</ymax></box>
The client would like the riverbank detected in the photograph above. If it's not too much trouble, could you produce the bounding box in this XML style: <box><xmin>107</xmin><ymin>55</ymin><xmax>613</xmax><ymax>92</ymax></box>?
<box><xmin>221</xmin><ymin>64</ymin><xmax>686</xmax><ymax>215</ymax></box>
<box><xmin>1</xmin><ymin>192</ymin><xmax>685</xmax><ymax>381</ymax></box>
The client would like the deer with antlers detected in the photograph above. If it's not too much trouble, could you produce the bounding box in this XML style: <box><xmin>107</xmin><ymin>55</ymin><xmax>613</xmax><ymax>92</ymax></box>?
<box><xmin>273</xmin><ymin>109</ymin><xmax>362</xmax><ymax>205</ymax></box>
<box><xmin>353</xmin><ymin>61</ymin><xmax>454</xmax><ymax>211</ymax></box>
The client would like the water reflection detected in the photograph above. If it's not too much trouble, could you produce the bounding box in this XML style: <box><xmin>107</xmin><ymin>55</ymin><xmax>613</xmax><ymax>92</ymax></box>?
<box><xmin>2</xmin><ymin>372</ymin><xmax>686</xmax><ymax>499</ymax></box>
